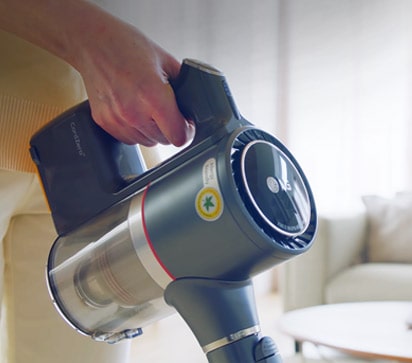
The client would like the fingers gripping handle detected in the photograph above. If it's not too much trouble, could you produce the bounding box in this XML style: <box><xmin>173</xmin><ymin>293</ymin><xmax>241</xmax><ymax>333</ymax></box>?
<box><xmin>171</xmin><ymin>59</ymin><xmax>241</xmax><ymax>144</ymax></box>
<box><xmin>29</xmin><ymin>59</ymin><xmax>243</xmax><ymax>235</ymax></box>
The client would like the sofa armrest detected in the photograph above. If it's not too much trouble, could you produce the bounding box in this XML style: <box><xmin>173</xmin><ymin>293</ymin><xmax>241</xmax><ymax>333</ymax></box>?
<box><xmin>325</xmin><ymin>211</ymin><xmax>368</xmax><ymax>278</ymax></box>
<box><xmin>279</xmin><ymin>210</ymin><xmax>367</xmax><ymax>312</ymax></box>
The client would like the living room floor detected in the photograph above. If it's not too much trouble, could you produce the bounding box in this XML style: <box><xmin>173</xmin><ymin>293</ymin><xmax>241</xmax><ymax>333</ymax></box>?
<box><xmin>128</xmin><ymin>292</ymin><xmax>296</xmax><ymax>363</ymax></box>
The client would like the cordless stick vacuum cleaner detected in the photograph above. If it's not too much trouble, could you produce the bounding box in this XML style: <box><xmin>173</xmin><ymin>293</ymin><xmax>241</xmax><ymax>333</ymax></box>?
<box><xmin>30</xmin><ymin>59</ymin><xmax>317</xmax><ymax>363</ymax></box>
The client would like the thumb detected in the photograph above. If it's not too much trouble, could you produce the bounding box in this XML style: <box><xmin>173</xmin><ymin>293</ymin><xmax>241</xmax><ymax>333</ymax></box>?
<box><xmin>162</xmin><ymin>54</ymin><xmax>182</xmax><ymax>82</ymax></box>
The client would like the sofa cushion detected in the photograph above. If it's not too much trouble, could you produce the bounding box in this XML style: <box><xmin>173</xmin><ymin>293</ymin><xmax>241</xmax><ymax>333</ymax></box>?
<box><xmin>362</xmin><ymin>193</ymin><xmax>412</xmax><ymax>263</ymax></box>
<box><xmin>325</xmin><ymin>263</ymin><xmax>412</xmax><ymax>303</ymax></box>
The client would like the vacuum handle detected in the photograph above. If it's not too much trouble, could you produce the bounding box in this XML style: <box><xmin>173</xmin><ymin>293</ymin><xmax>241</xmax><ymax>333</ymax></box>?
<box><xmin>29</xmin><ymin>59</ymin><xmax>247</xmax><ymax>235</ymax></box>
<box><xmin>171</xmin><ymin>59</ymin><xmax>242</xmax><ymax>145</ymax></box>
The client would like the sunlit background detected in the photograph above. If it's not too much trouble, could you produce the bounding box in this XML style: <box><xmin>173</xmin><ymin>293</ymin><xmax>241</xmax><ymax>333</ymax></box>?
<box><xmin>99</xmin><ymin>0</ymin><xmax>412</xmax><ymax>214</ymax></box>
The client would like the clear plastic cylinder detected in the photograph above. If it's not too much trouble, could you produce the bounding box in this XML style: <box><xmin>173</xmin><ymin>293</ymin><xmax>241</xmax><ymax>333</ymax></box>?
<box><xmin>47</xmin><ymin>194</ymin><xmax>174</xmax><ymax>343</ymax></box>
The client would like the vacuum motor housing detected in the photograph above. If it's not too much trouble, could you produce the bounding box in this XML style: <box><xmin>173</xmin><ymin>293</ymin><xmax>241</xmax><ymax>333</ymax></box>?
<box><xmin>30</xmin><ymin>59</ymin><xmax>317</xmax><ymax>344</ymax></box>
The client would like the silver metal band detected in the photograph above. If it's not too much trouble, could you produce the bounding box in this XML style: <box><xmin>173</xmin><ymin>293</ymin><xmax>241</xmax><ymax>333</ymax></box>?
<box><xmin>129</xmin><ymin>192</ymin><xmax>173</xmax><ymax>289</ymax></box>
<box><xmin>202</xmin><ymin>325</ymin><xmax>261</xmax><ymax>354</ymax></box>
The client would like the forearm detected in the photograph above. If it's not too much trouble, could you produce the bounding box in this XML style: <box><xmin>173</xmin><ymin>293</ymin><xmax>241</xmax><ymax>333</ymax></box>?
<box><xmin>0</xmin><ymin>0</ymin><xmax>115</xmax><ymax>68</ymax></box>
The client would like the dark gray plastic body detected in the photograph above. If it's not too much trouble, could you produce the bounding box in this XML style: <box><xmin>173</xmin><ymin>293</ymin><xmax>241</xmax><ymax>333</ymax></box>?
<box><xmin>31</xmin><ymin>59</ymin><xmax>317</xmax><ymax>362</ymax></box>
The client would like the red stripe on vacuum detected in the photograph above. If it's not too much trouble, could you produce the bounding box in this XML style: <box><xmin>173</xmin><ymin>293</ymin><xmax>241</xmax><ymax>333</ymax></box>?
<box><xmin>141</xmin><ymin>184</ymin><xmax>175</xmax><ymax>280</ymax></box>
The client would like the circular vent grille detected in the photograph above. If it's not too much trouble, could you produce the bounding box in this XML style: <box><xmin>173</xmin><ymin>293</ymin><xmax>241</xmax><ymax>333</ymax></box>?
<box><xmin>230</xmin><ymin>129</ymin><xmax>316</xmax><ymax>251</ymax></box>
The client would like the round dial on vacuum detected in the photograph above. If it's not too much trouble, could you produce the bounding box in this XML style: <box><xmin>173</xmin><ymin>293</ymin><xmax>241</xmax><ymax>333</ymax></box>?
<box><xmin>240</xmin><ymin>140</ymin><xmax>311</xmax><ymax>237</ymax></box>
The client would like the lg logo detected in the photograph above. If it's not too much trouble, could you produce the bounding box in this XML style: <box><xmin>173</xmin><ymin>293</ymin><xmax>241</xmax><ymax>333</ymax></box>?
<box><xmin>266</xmin><ymin>176</ymin><xmax>291</xmax><ymax>193</ymax></box>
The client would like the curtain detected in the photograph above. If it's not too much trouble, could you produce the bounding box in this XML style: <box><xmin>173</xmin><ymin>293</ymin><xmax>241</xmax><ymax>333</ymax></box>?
<box><xmin>278</xmin><ymin>0</ymin><xmax>412</xmax><ymax>212</ymax></box>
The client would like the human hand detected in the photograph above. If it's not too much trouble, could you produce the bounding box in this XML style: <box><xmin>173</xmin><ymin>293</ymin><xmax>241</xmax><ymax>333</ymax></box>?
<box><xmin>70</xmin><ymin>16</ymin><xmax>193</xmax><ymax>146</ymax></box>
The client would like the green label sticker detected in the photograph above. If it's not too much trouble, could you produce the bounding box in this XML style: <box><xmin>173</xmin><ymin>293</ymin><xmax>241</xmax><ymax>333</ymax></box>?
<box><xmin>195</xmin><ymin>158</ymin><xmax>224</xmax><ymax>221</ymax></box>
<box><xmin>196</xmin><ymin>186</ymin><xmax>223</xmax><ymax>221</ymax></box>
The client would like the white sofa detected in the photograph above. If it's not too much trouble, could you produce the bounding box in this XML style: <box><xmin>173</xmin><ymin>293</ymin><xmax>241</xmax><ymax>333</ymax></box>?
<box><xmin>280</xmin><ymin>193</ymin><xmax>412</xmax><ymax>312</ymax></box>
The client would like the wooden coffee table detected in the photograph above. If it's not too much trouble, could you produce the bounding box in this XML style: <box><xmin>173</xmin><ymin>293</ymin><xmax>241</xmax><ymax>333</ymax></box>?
<box><xmin>277</xmin><ymin>301</ymin><xmax>412</xmax><ymax>362</ymax></box>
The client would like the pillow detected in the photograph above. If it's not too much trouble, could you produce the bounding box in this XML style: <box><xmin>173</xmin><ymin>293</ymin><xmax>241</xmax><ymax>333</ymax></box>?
<box><xmin>362</xmin><ymin>192</ymin><xmax>412</xmax><ymax>263</ymax></box>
